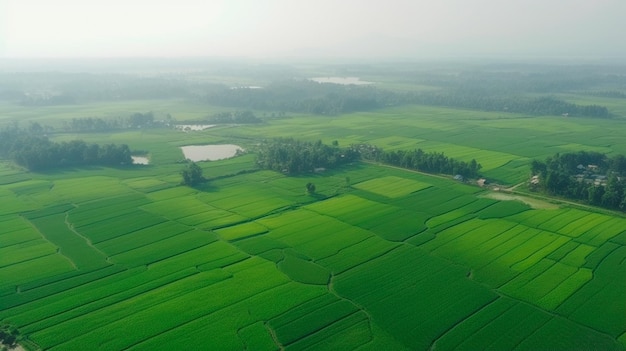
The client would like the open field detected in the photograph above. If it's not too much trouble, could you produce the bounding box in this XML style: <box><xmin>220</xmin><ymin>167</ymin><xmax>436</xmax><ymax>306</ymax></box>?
<box><xmin>2</xmin><ymin>94</ymin><xmax>626</xmax><ymax>350</ymax></box>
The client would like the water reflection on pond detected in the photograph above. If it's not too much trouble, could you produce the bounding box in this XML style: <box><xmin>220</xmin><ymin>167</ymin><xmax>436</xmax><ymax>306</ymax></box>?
<box><xmin>175</xmin><ymin>124</ymin><xmax>215</xmax><ymax>131</ymax></box>
<box><xmin>131</xmin><ymin>156</ymin><xmax>149</xmax><ymax>165</ymax></box>
<box><xmin>309</xmin><ymin>77</ymin><xmax>373</xmax><ymax>85</ymax></box>
<box><xmin>181</xmin><ymin>144</ymin><xmax>243</xmax><ymax>162</ymax></box>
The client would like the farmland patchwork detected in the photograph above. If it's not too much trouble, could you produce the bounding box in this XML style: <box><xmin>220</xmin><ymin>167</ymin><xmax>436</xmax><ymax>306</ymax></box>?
<box><xmin>2</xmin><ymin>160</ymin><xmax>625</xmax><ymax>350</ymax></box>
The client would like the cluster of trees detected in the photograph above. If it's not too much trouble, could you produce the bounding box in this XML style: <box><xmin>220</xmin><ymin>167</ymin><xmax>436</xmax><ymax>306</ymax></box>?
<box><xmin>255</xmin><ymin>138</ymin><xmax>359</xmax><ymax>174</ymax></box>
<box><xmin>205</xmin><ymin>80</ymin><xmax>399</xmax><ymax>115</ymax></box>
<box><xmin>0</xmin><ymin>128</ymin><xmax>132</xmax><ymax>171</ymax></box>
<box><xmin>255</xmin><ymin>138</ymin><xmax>482</xmax><ymax>179</ymax></box>
<box><xmin>20</xmin><ymin>93</ymin><xmax>76</xmax><ymax>106</ymax></box>
<box><xmin>205</xmin><ymin>110</ymin><xmax>262</xmax><ymax>124</ymax></box>
<box><xmin>202</xmin><ymin>79</ymin><xmax>611</xmax><ymax>118</ymax></box>
<box><xmin>64</xmin><ymin>112</ymin><xmax>162</xmax><ymax>132</ymax></box>
<box><xmin>2</xmin><ymin>72</ymin><xmax>195</xmax><ymax>105</ymax></box>
<box><xmin>181</xmin><ymin>161</ymin><xmax>205</xmax><ymax>186</ymax></box>
<box><xmin>395</xmin><ymin>65</ymin><xmax>626</xmax><ymax>95</ymax></box>
<box><xmin>353</xmin><ymin>144</ymin><xmax>482</xmax><ymax>178</ymax></box>
<box><xmin>2</xmin><ymin>64</ymin><xmax>619</xmax><ymax>119</ymax></box>
<box><xmin>0</xmin><ymin>323</ymin><xmax>21</xmax><ymax>350</ymax></box>
<box><xmin>408</xmin><ymin>93</ymin><xmax>609</xmax><ymax>118</ymax></box>
<box><xmin>128</xmin><ymin>112</ymin><xmax>156</xmax><ymax>128</ymax></box>
<box><xmin>305</xmin><ymin>182</ymin><xmax>316</xmax><ymax>194</ymax></box>
<box><xmin>65</xmin><ymin>117</ymin><xmax>122</xmax><ymax>132</ymax></box>
<box><xmin>582</xmin><ymin>91</ymin><xmax>626</xmax><ymax>99</ymax></box>
<box><xmin>531</xmin><ymin>151</ymin><xmax>626</xmax><ymax>210</ymax></box>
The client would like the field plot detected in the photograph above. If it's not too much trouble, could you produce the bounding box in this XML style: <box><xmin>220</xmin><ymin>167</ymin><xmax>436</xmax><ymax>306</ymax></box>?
<box><xmin>73</xmin><ymin>209</ymin><xmax>167</xmax><ymax>244</ymax></box>
<box><xmin>3</xmin><ymin>96</ymin><xmax>626</xmax><ymax>350</ymax></box>
<box><xmin>417</xmin><ymin>203</ymin><xmax>610</xmax><ymax>297</ymax></box>
<box><xmin>0</xmin><ymin>252</ymin><xmax>76</xmax><ymax>290</ymax></box>
<box><xmin>434</xmin><ymin>296</ymin><xmax>622</xmax><ymax>351</ymax></box>
<box><xmin>406</xmin><ymin>140</ymin><xmax>517</xmax><ymax>171</ymax></box>
<box><xmin>367</xmin><ymin>136</ymin><xmax>425</xmax><ymax>150</ymax></box>
<box><xmin>0</xmin><ymin>213</ymin><xmax>78</xmax><ymax>291</ymax></box>
<box><xmin>67</xmin><ymin>193</ymin><xmax>151</xmax><ymax>226</ymax></box>
<box><xmin>36</xmin><ymin>176</ymin><xmax>135</xmax><ymax>205</ymax></box>
<box><xmin>577</xmin><ymin>217</ymin><xmax>626</xmax><ymax>246</ymax></box>
<box><xmin>95</xmin><ymin>221</ymin><xmax>193</xmax><ymax>256</ymax></box>
<box><xmin>557</xmin><ymin>246</ymin><xmax>626</xmax><ymax>337</ymax></box>
<box><xmin>122</xmin><ymin>177</ymin><xmax>172</xmax><ymax>192</ymax></box>
<box><xmin>256</xmin><ymin>209</ymin><xmax>376</xmax><ymax>259</ymax></box>
<box><xmin>5</xmin><ymin>180</ymin><xmax>53</xmax><ymax>197</ymax></box>
<box><xmin>394</xmin><ymin>187</ymin><xmax>480</xmax><ymax>216</ymax></box>
<box><xmin>305</xmin><ymin>194</ymin><xmax>427</xmax><ymax>241</ymax></box>
<box><xmin>108</xmin><ymin>229</ymin><xmax>217</xmax><ymax>267</ymax></box>
<box><xmin>509</xmin><ymin>208</ymin><xmax>626</xmax><ymax>246</ymax></box>
<box><xmin>0</xmin><ymin>187</ymin><xmax>40</xmax><ymax>215</ymax></box>
<box><xmin>197</xmin><ymin>180</ymin><xmax>294</xmax><ymax>218</ymax></box>
<box><xmin>215</xmin><ymin>221</ymin><xmax>269</xmax><ymax>241</ymax></box>
<box><xmin>141</xmin><ymin>194</ymin><xmax>247</xmax><ymax>228</ymax></box>
<box><xmin>2</xmin><ymin>160</ymin><xmax>625</xmax><ymax>351</ymax></box>
<box><xmin>352</xmin><ymin>175</ymin><xmax>431</xmax><ymax>198</ymax></box>
<box><xmin>0</xmin><ymin>162</ymin><xmax>31</xmax><ymax>185</ymax></box>
<box><xmin>29</xmin><ymin>213</ymin><xmax>109</xmax><ymax>269</ymax></box>
<box><xmin>334</xmin><ymin>245</ymin><xmax>496</xmax><ymax>350</ymax></box>
<box><xmin>0</xmin><ymin>215</ymin><xmax>42</xmax><ymax>248</ymax></box>
<box><xmin>500</xmin><ymin>259</ymin><xmax>590</xmax><ymax>310</ymax></box>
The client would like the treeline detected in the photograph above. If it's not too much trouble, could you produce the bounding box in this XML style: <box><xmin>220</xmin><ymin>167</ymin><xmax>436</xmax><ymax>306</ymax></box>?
<box><xmin>2</xmin><ymin>67</ymin><xmax>617</xmax><ymax>119</ymax></box>
<box><xmin>353</xmin><ymin>144</ymin><xmax>482</xmax><ymax>178</ymax></box>
<box><xmin>580</xmin><ymin>91</ymin><xmax>626</xmax><ymax>99</ymax></box>
<box><xmin>205</xmin><ymin>111</ymin><xmax>262</xmax><ymax>124</ymax></box>
<box><xmin>0</xmin><ymin>128</ymin><xmax>132</xmax><ymax>171</ymax></box>
<box><xmin>203</xmin><ymin>80</ymin><xmax>610</xmax><ymax>118</ymax></box>
<box><xmin>5</xmin><ymin>73</ymin><xmax>195</xmax><ymax>105</ymax></box>
<box><xmin>531</xmin><ymin>151</ymin><xmax>626</xmax><ymax>210</ymax></box>
<box><xmin>408</xmin><ymin>93</ymin><xmax>610</xmax><ymax>118</ymax></box>
<box><xmin>63</xmin><ymin>112</ymin><xmax>169</xmax><ymax>132</ymax></box>
<box><xmin>255</xmin><ymin>138</ymin><xmax>482</xmax><ymax>178</ymax></box>
<box><xmin>205</xmin><ymin>80</ymin><xmax>399</xmax><ymax>115</ymax></box>
<box><xmin>65</xmin><ymin>110</ymin><xmax>262</xmax><ymax>133</ymax></box>
<box><xmin>255</xmin><ymin>138</ymin><xmax>359</xmax><ymax>174</ymax></box>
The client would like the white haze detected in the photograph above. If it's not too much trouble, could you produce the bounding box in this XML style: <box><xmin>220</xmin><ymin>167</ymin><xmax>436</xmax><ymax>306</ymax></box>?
<box><xmin>1</xmin><ymin>0</ymin><xmax>625</xmax><ymax>60</ymax></box>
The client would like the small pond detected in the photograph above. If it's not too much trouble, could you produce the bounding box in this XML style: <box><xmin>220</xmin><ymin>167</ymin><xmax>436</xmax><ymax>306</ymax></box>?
<box><xmin>309</xmin><ymin>77</ymin><xmax>373</xmax><ymax>85</ymax></box>
<box><xmin>131</xmin><ymin>156</ymin><xmax>149</xmax><ymax>165</ymax></box>
<box><xmin>230</xmin><ymin>86</ymin><xmax>263</xmax><ymax>89</ymax></box>
<box><xmin>175</xmin><ymin>124</ymin><xmax>215</xmax><ymax>131</ymax></box>
<box><xmin>181</xmin><ymin>144</ymin><xmax>243</xmax><ymax>162</ymax></box>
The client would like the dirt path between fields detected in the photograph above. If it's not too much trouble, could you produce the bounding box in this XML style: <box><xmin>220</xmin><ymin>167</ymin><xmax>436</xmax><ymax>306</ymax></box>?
<box><xmin>481</xmin><ymin>192</ymin><xmax>559</xmax><ymax>210</ymax></box>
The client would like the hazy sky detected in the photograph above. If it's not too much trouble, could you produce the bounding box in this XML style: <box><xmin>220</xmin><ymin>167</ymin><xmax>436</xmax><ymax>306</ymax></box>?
<box><xmin>1</xmin><ymin>0</ymin><xmax>625</xmax><ymax>59</ymax></box>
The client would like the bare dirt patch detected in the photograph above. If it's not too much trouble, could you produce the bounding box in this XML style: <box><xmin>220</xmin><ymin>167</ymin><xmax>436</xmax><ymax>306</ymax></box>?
<box><xmin>482</xmin><ymin>192</ymin><xmax>559</xmax><ymax>210</ymax></box>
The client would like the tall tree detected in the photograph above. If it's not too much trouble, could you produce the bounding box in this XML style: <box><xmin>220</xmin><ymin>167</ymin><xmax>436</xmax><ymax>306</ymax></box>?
<box><xmin>305</xmin><ymin>182</ymin><xmax>316</xmax><ymax>194</ymax></box>
<box><xmin>181</xmin><ymin>161</ymin><xmax>204</xmax><ymax>186</ymax></box>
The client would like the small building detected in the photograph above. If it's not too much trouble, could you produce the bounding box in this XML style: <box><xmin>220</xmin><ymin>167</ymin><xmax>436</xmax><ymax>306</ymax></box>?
<box><xmin>531</xmin><ymin>175</ymin><xmax>540</xmax><ymax>185</ymax></box>
<box><xmin>477</xmin><ymin>178</ymin><xmax>487</xmax><ymax>187</ymax></box>
<box><xmin>454</xmin><ymin>174</ymin><xmax>464</xmax><ymax>181</ymax></box>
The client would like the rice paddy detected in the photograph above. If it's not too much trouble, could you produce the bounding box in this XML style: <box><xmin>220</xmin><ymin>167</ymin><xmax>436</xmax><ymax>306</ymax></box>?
<box><xmin>1</xmin><ymin>100</ymin><xmax>626</xmax><ymax>350</ymax></box>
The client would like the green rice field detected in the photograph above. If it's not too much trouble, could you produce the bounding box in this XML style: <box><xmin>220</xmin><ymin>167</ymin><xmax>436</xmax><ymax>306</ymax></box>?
<box><xmin>1</xmin><ymin>99</ymin><xmax>626</xmax><ymax>350</ymax></box>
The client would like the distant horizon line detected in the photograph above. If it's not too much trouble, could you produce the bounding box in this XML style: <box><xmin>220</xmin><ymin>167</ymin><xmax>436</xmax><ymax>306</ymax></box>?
<box><xmin>2</xmin><ymin>54</ymin><xmax>626</xmax><ymax>62</ymax></box>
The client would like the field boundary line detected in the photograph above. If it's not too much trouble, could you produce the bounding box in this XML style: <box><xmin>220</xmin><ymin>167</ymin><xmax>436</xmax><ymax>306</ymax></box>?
<box><xmin>60</xmin><ymin>212</ymin><xmax>110</xmax><ymax>265</ymax></box>
<box><xmin>19</xmin><ymin>268</ymin><xmax>200</xmax><ymax>334</ymax></box>
<box><xmin>428</xmin><ymin>296</ymin><xmax>509</xmax><ymax>351</ymax></box>
<box><xmin>118</xmin><ymin>281</ymin><xmax>291</xmax><ymax>351</ymax></box>
<box><xmin>263</xmin><ymin>322</ymin><xmax>284</xmax><ymax>351</ymax></box>
<box><xmin>20</xmin><ymin>214</ymin><xmax>78</xmax><ymax>271</ymax></box>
